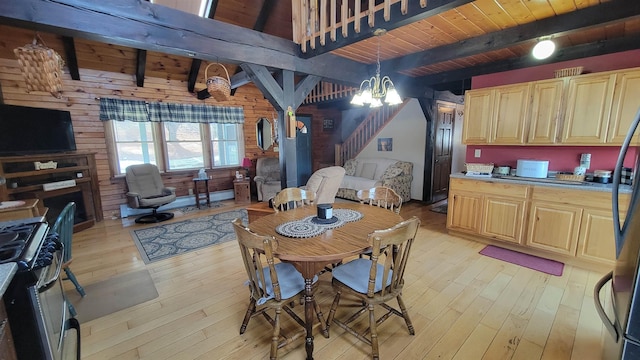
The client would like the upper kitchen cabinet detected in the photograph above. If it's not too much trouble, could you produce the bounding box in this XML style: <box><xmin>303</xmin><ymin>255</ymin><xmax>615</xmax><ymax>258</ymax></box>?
<box><xmin>462</xmin><ymin>88</ymin><xmax>493</xmax><ymax>144</ymax></box>
<box><xmin>561</xmin><ymin>72</ymin><xmax>616</xmax><ymax>144</ymax></box>
<box><xmin>607</xmin><ymin>69</ymin><xmax>640</xmax><ymax>145</ymax></box>
<box><xmin>462</xmin><ymin>83</ymin><xmax>531</xmax><ymax>144</ymax></box>
<box><xmin>527</xmin><ymin>79</ymin><xmax>566</xmax><ymax>144</ymax></box>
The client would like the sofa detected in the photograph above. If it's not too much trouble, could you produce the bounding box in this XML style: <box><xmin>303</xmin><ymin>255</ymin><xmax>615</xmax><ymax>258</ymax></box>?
<box><xmin>336</xmin><ymin>157</ymin><xmax>413</xmax><ymax>202</ymax></box>
<box><xmin>254</xmin><ymin>157</ymin><xmax>282</xmax><ymax>201</ymax></box>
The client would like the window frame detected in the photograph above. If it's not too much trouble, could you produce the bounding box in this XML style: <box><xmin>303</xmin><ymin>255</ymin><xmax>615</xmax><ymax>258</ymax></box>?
<box><xmin>107</xmin><ymin>120</ymin><xmax>245</xmax><ymax>176</ymax></box>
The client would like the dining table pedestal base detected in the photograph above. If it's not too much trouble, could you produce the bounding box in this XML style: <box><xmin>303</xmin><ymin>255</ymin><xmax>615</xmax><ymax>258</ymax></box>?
<box><xmin>295</xmin><ymin>261</ymin><xmax>331</xmax><ymax>360</ymax></box>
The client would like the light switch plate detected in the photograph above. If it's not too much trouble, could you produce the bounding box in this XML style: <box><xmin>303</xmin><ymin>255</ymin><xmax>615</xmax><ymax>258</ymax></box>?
<box><xmin>474</xmin><ymin>149</ymin><xmax>481</xmax><ymax>158</ymax></box>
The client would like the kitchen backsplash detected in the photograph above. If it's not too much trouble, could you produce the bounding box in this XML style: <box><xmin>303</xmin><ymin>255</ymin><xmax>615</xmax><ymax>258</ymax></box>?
<box><xmin>465</xmin><ymin>146</ymin><xmax>638</xmax><ymax>173</ymax></box>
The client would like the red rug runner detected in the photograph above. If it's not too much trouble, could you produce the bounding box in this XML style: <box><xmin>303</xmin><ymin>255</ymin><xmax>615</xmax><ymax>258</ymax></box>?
<box><xmin>479</xmin><ymin>245</ymin><xmax>564</xmax><ymax>276</ymax></box>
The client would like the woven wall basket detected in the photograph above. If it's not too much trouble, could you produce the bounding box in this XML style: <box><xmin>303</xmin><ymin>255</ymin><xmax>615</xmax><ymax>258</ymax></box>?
<box><xmin>205</xmin><ymin>63</ymin><xmax>231</xmax><ymax>101</ymax></box>
<box><xmin>14</xmin><ymin>36</ymin><xmax>64</xmax><ymax>98</ymax></box>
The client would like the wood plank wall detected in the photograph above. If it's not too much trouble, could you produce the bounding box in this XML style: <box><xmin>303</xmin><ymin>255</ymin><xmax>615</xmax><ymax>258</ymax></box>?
<box><xmin>0</xmin><ymin>56</ymin><xmax>342</xmax><ymax>219</ymax></box>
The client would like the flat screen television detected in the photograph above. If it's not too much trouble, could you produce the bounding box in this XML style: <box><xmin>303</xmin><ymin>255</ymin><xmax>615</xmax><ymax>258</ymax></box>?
<box><xmin>0</xmin><ymin>104</ymin><xmax>77</xmax><ymax>155</ymax></box>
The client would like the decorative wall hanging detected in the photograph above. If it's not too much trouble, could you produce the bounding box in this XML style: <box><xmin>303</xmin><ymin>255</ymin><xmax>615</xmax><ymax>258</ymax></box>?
<box><xmin>204</xmin><ymin>63</ymin><xmax>231</xmax><ymax>101</ymax></box>
<box><xmin>13</xmin><ymin>34</ymin><xmax>65</xmax><ymax>98</ymax></box>
<box><xmin>378</xmin><ymin>138</ymin><xmax>392</xmax><ymax>151</ymax></box>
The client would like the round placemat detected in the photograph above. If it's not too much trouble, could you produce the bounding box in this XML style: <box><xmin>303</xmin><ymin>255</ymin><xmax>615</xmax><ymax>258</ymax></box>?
<box><xmin>276</xmin><ymin>220</ymin><xmax>326</xmax><ymax>238</ymax></box>
<box><xmin>333</xmin><ymin>209</ymin><xmax>363</xmax><ymax>222</ymax></box>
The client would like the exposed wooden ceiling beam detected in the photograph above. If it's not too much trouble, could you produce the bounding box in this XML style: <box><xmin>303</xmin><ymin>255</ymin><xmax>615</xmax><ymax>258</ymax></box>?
<box><xmin>61</xmin><ymin>36</ymin><xmax>80</xmax><ymax>80</ymax></box>
<box><xmin>253</xmin><ymin>0</ymin><xmax>275</xmax><ymax>32</ymax></box>
<box><xmin>382</xmin><ymin>0</ymin><xmax>640</xmax><ymax>74</ymax></box>
<box><xmin>206</xmin><ymin>0</ymin><xmax>219</xmax><ymax>19</ymax></box>
<box><xmin>230</xmin><ymin>0</ymin><xmax>277</xmax><ymax>96</ymax></box>
<box><xmin>136</xmin><ymin>49</ymin><xmax>147</xmax><ymax>87</ymax></box>
<box><xmin>0</xmin><ymin>0</ymin><xmax>367</xmax><ymax>85</ymax></box>
<box><xmin>187</xmin><ymin>59</ymin><xmax>202</xmax><ymax>93</ymax></box>
<box><xmin>412</xmin><ymin>35</ymin><xmax>640</xmax><ymax>87</ymax></box>
<box><xmin>300</xmin><ymin>0</ymin><xmax>473</xmax><ymax>58</ymax></box>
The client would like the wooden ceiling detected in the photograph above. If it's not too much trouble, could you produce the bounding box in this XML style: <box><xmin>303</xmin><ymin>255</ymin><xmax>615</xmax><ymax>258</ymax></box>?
<box><xmin>1</xmin><ymin>0</ymin><xmax>639</xmax><ymax>98</ymax></box>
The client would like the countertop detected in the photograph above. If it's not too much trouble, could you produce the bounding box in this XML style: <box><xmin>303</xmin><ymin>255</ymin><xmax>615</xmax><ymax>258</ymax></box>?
<box><xmin>451</xmin><ymin>173</ymin><xmax>633</xmax><ymax>194</ymax></box>
<box><xmin>0</xmin><ymin>263</ymin><xmax>17</xmax><ymax>297</ymax></box>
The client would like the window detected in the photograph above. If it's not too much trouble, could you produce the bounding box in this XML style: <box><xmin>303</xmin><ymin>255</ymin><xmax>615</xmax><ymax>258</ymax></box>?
<box><xmin>110</xmin><ymin>121</ymin><xmax>244</xmax><ymax>175</ymax></box>
<box><xmin>112</xmin><ymin>121</ymin><xmax>158</xmax><ymax>174</ymax></box>
<box><xmin>164</xmin><ymin>122</ymin><xmax>204</xmax><ymax>170</ymax></box>
<box><xmin>100</xmin><ymin>98</ymin><xmax>245</xmax><ymax>175</ymax></box>
<box><xmin>210</xmin><ymin>123</ymin><xmax>240</xmax><ymax>166</ymax></box>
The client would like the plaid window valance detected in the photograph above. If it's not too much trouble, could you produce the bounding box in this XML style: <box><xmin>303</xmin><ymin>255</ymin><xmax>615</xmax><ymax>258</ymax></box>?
<box><xmin>99</xmin><ymin>98</ymin><xmax>245</xmax><ymax>124</ymax></box>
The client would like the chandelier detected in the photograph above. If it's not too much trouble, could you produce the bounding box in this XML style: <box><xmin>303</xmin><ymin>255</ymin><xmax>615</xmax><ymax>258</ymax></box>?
<box><xmin>351</xmin><ymin>29</ymin><xmax>402</xmax><ymax>107</ymax></box>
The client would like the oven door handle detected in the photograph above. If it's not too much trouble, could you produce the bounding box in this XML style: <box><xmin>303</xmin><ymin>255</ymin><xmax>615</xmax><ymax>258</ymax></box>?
<box><xmin>67</xmin><ymin>317</ymin><xmax>81</xmax><ymax>360</ymax></box>
<box><xmin>38</xmin><ymin>247</ymin><xmax>64</xmax><ymax>292</ymax></box>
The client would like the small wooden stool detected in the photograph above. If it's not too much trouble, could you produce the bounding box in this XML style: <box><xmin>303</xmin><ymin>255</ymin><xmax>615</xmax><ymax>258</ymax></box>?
<box><xmin>193</xmin><ymin>178</ymin><xmax>210</xmax><ymax>208</ymax></box>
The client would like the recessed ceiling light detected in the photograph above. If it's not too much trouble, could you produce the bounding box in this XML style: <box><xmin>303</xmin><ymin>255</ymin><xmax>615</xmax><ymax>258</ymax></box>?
<box><xmin>532</xmin><ymin>39</ymin><xmax>556</xmax><ymax>60</ymax></box>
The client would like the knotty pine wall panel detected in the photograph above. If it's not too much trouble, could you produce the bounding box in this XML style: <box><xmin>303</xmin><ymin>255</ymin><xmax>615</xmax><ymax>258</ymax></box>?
<box><xmin>0</xmin><ymin>57</ymin><xmax>294</xmax><ymax>219</ymax></box>
<box><xmin>0</xmin><ymin>57</ymin><xmax>341</xmax><ymax>218</ymax></box>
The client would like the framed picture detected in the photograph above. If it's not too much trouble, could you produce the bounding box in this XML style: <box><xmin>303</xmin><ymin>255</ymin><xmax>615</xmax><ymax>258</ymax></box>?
<box><xmin>378</xmin><ymin>138</ymin><xmax>392</xmax><ymax>151</ymax></box>
<box><xmin>323</xmin><ymin>118</ymin><xmax>334</xmax><ymax>130</ymax></box>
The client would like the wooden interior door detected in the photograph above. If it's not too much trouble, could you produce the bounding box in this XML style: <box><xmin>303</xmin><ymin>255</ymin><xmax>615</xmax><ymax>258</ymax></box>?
<box><xmin>432</xmin><ymin>102</ymin><xmax>455</xmax><ymax>203</ymax></box>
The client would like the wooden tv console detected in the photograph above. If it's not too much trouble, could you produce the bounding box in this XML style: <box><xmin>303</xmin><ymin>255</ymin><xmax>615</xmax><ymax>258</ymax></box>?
<box><xmin>0</xmin><ymin>151</ymin><xmax>102</xmax><ymax>231</ymax></box>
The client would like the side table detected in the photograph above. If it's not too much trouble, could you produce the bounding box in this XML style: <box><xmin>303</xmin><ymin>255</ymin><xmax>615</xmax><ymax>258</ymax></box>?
<box><xmin>193</xmin><ymin>178</ymin><xmax>210</xmax><ymax>208</ymax></box>
<box><xmin>233</xmin><ymin>179</ymin><xmax>251</xmax><ymax>204</ymax></box>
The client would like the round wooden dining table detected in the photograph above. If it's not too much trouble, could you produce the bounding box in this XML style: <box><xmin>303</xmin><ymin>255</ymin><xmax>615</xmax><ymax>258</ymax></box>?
<box><xmin>249</xmin><ymin>202</ymin><xmax>403</xmax><ymax>360</ymax></box>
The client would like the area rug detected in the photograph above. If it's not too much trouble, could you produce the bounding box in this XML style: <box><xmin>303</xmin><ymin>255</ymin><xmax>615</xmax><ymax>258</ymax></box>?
<box><xmin>65</xmin><ymin>270</ymin><xmax>158</xmax><ymax>323</ymax></box>
<box><xmin>131</xmin><ymin>209</ymin><xmax>248</xmax><ymax>263</ymax></box>
<box><xmin>171</xmin><ymin>201</ymin><xmax>224</xmax><ymax>215</ymax></box>
<box><xmin>479</xmin><ymin>245</ymin><xmax>564</xmax><ymax>276</ymax></box>
<box><xmin>430</xmin><ymin>203</ymin><xmax>448</xmax><ymax>214</ymax></box>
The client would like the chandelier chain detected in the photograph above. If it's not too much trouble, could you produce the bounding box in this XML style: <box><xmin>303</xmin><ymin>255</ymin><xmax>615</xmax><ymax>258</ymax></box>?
<box><xmin>376</xmin><ymin>35</ymin><xmax>381</xmax><ymax>75</ymax></box>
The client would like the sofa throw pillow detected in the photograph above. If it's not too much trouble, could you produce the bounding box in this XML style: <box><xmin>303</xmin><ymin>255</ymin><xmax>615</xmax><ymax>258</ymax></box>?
<box><xmin>381</xmin><ymin>166</ymin><xmax>403</xmax><ymax>180</ymax></box>
<box><xmin>358</xmin><ymin>163</ymin><xmax>377</xmax><ymax>180</ymax></box>
<box><xmin>344</xmin><ymin>159</ymin><xmax>357</xmax><ymax>176</ymax></box>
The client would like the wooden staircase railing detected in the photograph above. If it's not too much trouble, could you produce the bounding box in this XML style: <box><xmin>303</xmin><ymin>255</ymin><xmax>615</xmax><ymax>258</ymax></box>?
<box><xmin>293</xmin><ymin>0</ymin><xmax>426</xmax><ymax>53</ymax></box>
<box><xmin>335</xmin><ymin>100</ymin><xmax>409</xmax><ymax>165</ymax></box>
<box><xmin>303</xmin><ymin>81</ymin><xmax>358</xmax><ymax>105</ymax></box>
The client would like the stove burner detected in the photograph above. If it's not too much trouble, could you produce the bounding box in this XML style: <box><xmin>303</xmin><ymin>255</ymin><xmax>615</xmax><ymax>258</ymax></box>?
<box><xmin>0</xmin><ymin>232</ymin><xmax>19</xmax><ymax>245</ymax></box>
<box><xmin>0</xmin><ymin>218</ymin><xmax>49</xmax><ymax>269</ymax></box>
<box><xmin>0</xmin><ymin>241</ymin><xmax>25</xmax><ymax>262</ymax></box>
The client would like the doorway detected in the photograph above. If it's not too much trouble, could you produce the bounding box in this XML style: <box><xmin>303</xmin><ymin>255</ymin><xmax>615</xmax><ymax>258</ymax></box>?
<box><xmin>431</xmin><ymin>102</ymin><xmax>455</xmax><ymax>203</ymax></box>
<box><xmin>296</xmin><ymin>115</ymin><xmax>312</xmax><ymax>186</ymax></box>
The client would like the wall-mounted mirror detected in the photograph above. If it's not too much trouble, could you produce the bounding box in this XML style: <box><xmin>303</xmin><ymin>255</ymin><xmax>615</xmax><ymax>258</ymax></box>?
<box><xmin>256</xmin><ymin>117</ymin><xmax>272</xmax><ymax>150</ymax></box>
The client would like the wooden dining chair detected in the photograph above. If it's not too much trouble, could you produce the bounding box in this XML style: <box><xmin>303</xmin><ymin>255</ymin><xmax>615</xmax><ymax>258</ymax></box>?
<box><xmin>51</xmin><ymin>202</ymin><xmax>85</xmax><ymax>317</ymax></box>
<box><xmin>327</xmin><ymin>216</ymin><xmax>421</xmax><ymax>360</ymax></box>
<box><xmin>271</xmin><ymin>187</ymin><xmax>315</xmax><ymax>212</ymax></box>
<box><xmin>357</xmin><ymin>186</ymin><xmax>403</xmax><ymax>259</ymax></box>
<box><xmin>356</xmin><ymin>186</ymin><xmax>403</xmax><ymax>215</ymax></box>
<box><xmin>232</xmin><ymin>218</ymin><xmax>327</xmax><ymax>359</ymax></box>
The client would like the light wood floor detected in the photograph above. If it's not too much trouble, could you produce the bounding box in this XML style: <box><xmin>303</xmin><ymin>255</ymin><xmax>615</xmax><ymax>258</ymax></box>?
<box><xmin>70</xmin><ymin>200</ymin><xmax>609</xmax><ymax>360</ymax></box>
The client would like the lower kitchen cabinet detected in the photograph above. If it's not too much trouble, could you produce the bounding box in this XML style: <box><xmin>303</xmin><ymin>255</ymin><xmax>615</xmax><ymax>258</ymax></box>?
<box><xmin>577</xmin><ymin>208</ymin><xmax>621</xmax><ymax>266</ymax></box>
<box><xmin>447</xmin><ymin>191</ymin><xmax>482</xmax><ymax>234</ymax></box>
<box><xmin>482</xmin><ymin>196</ymin><xmax>527</xmax><ymax>244</ymax></box>
<box><xmin>527</xmin><ymin>201</ymin><xmax>582</xmax><ymax>256</ymax></box>
<box><xmin>446</xmin><ymin>176</ymin><xmax>629</xmax><ymax>268</ymax></box>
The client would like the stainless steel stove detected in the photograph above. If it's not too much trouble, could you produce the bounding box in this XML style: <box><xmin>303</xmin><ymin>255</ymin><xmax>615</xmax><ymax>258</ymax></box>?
<box><xmin>1</xmin><ymin>216</ymin><xmax>80</xmax><ymax>360</ymax></box>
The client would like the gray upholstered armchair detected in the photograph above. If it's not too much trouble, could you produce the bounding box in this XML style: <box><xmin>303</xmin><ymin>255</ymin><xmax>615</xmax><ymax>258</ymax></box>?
<box><xmin>125</xmin><ymin>163</ymin><xmax>177</xmax><ymax>223</ymax></box>
<box><xmin>254</xmin><ymin>157</ymin><xmax>282</xmax><ymax>202</ymax></box>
